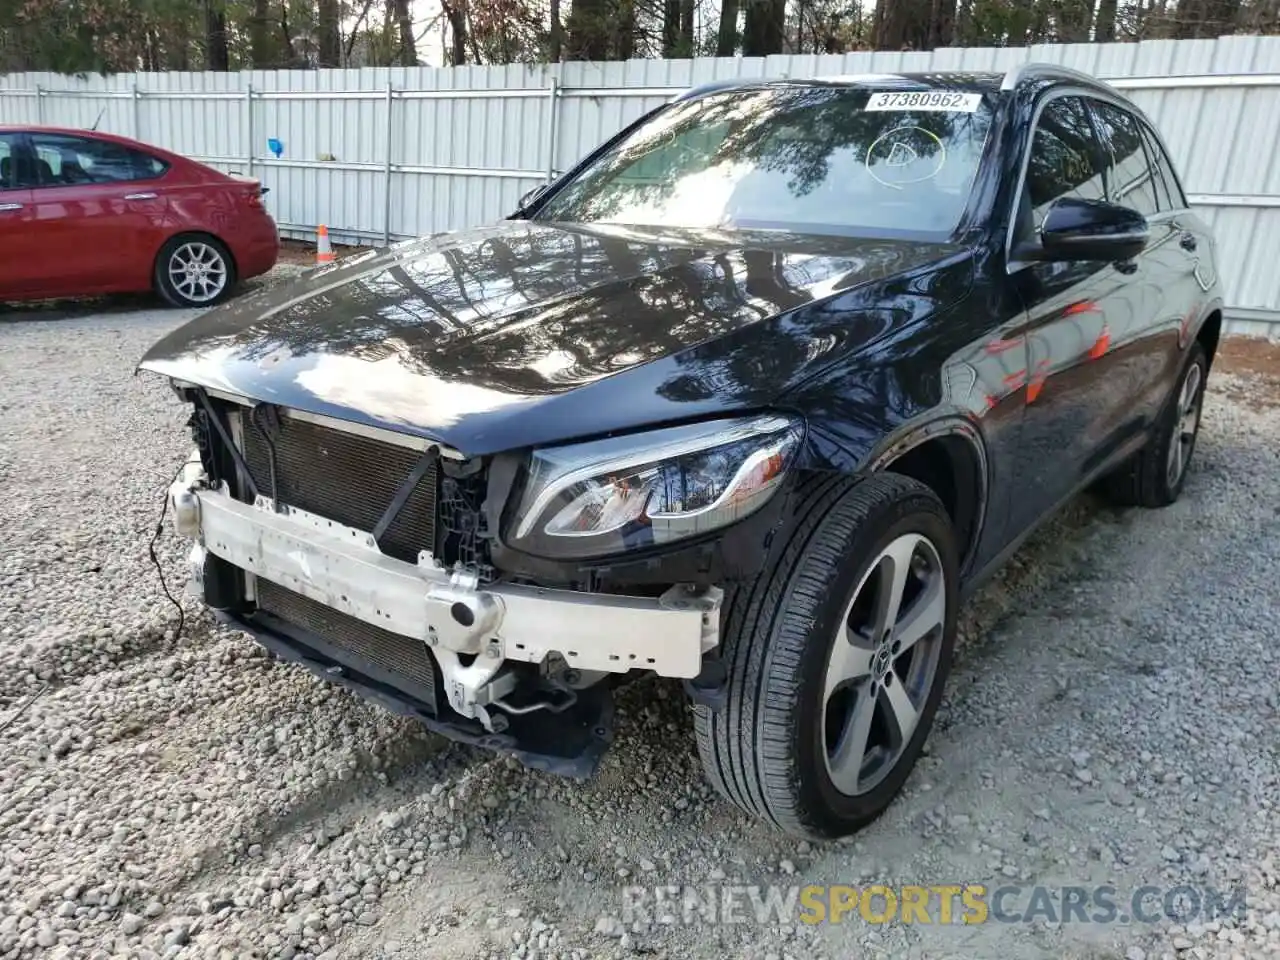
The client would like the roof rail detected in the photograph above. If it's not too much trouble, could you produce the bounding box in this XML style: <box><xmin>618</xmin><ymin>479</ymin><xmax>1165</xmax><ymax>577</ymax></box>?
<box><xmin>671</xmin><ymin>78</ymin><xmax>754</xmax><ymax>102</ymax></box>
<box><xmin>999</xmin><ymin>62</ymin><xmax>1105</xmax><ymax>92</ymax></box>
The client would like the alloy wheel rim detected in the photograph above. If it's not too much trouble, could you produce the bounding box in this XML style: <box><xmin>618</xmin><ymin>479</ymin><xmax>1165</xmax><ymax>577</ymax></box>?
<box><xmin>821</xmin><ymin>533</ymin><xmax>946</xmax><ymax>797</ymax></box>
<box><xmin>168</xmin><ymin>242</ymin><xmax>228</xmax><ymax>304</ymax></box>
<box><xmin>1166</xmin><ymin>361</ymin><xmax>1203</xmax><ymax>488</ymax></box>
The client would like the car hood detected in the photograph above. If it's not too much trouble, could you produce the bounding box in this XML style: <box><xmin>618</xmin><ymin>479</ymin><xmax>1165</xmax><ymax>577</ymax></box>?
<box><xmin>139</xmin><ymin>219</ymin><xmax>967</xmax><ymax>455</ymax></box>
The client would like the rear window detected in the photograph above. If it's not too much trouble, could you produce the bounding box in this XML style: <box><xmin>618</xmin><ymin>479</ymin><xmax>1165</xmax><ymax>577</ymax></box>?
<box><xmin>30</xmin><ymin>133</ymin><xmax>168</xmax><ymax>187</ymax></box>
<box><xmin>536</xmin><ymin>85</ymin><xmax>995</xmax><ymax>238</ymax></box>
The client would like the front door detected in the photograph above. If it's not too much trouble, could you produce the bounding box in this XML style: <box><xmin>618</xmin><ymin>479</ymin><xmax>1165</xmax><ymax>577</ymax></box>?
<box><xmin>1006</xmin><ymin>94</ymin><xmax>1146</xmax><ymax>530</ymax></box>
<box><xmin>0</xmin><ymin>133</ymin><xmax>34</xmax><ymax>299</ymax></box>
<box><xmin>21</xmin><ymin>132</ymin><xmax>170</xmax><ymax>296</ymax></box>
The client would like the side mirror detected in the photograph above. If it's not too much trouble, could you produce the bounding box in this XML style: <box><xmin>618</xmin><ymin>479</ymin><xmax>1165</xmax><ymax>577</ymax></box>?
<box><xmin>517</xmin><ymin>183</ymin><xmax>548</xmax><ymax>212</ymax></box>
<box><xmin>1019</xmin><ymin>197</ymin><xmax>1149</xmax><ymax>264</ymax></box>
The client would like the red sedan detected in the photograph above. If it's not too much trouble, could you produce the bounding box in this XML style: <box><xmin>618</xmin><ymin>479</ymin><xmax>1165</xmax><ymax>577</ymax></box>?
<box><xmin>0</xmin><ymin>125</ymin><xmax>278</xmax><ymax>307</ymax></box>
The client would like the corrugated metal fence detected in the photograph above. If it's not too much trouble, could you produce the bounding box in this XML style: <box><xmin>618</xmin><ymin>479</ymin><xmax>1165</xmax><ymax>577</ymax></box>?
<box><xmin>2</xmin><ymin>37</ymin><xmax>1280</xmax><ymax>336</ymax></box>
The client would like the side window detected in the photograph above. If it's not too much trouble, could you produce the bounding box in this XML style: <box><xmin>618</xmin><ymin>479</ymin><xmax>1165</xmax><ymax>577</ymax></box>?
<box><xmin>34</xmin><ymin>144</ymin><xmax>62</xmax><ymax>184</ymax></box>
<box><xmin>1090</xmin><ymin>101</ymin><xmax>1159</xmax><ymax>217</ymax></box>
<box><xmin>0</xmin><ymin>135</ymin><xmax>30</xmax><ymax>192</ymax></box>
<box><xmin>0</xmin><ymin>135</ymin><xmax>21</xmax><ymax>190</ymax></box>
<box><xmin>1141</xmin><ymin>141</ymin><xmax>1174</xmax><ymax>211</ymax></box>
<box><xmin>1140</xmin><ymin>124</ymin><xmax>1187</xmax><ymax>211</ymax></box>
<box><xmin>27</xmin><ymin>134</ymin><xmax>168</xmax><ymax>187</ymax></box>
<box><xmin>1016</xmin><ymin>95</ymin><xmax>1107</xmax><ymax>242</ymax></box>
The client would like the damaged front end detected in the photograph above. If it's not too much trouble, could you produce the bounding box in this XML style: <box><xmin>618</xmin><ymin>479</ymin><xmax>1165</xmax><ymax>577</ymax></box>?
<box><xmin>167</xmin><ymin>386</ymin><xmax>734</xmax><ymax>777</ymax></box>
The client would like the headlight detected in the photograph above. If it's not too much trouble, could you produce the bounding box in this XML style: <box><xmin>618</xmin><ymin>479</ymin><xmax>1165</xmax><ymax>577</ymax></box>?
<box><xmin>506</xmin><ymin>415</ymin><xmax>804</xmax><ymax>560</ymax></box>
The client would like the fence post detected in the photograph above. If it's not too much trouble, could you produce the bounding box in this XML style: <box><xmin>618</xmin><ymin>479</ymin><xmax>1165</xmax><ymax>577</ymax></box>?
<box><xmin>245</xmin><ymin>83</ymin><xmax>254</xmax><ymax>179</ymax></box>
<box><xmin>34</xmin><ymin>84</ymin><xmax>43</xmax><ymax>124</ymax></box>
<box><xmin>544</xmin><ymin>76</ymin><xmax>560</xmax><ymax>185</ymax></box>
<box><xmin>383</xmin><ymin>78</ymin><xmax>394</xmax><ymax>246</ymax></box>
<box><xmin>131</xmin><ymin>82</ymin><xmax>141</xmax><ymax>140</ymax></box>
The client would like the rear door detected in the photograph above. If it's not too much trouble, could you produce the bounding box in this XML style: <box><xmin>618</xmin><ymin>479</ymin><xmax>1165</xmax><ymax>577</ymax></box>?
<box><xmin>0</xmin><ymin>133</ymin><xmax>34</xmax><ymax>298</ymax></box>
<box><xmin>22</xmin><ymin>132</ymin><xmax>171</xmax><ymax>295</ymax></box>
<box><xmin>1141</xmin><ymin>121</ymin><xmax>1217</xmax><ymax>356</ymax></box>
<box><xmin>1087</xmin><ymin>98</ymin><xmax>1184</xmax><ymax>430</ymax></box>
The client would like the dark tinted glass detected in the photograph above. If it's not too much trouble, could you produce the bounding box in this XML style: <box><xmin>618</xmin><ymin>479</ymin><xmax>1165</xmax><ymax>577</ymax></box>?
<box><xmin>0</xmin><ymin>135</ymin><xmax>16</xmax><ymax>190</ymax></box>
<box><xmin>536</xmin><ymin>86</ymin><xmax>995</xmax><ymax>237</ymax></box>
<box><xmin>1027</xmin><ymin>97</ymin><xmax>1107</xmax><ymax>210</ymax></box>
<box><xmin>1013</xmin><ymin>96</ymin><xmax>1107</xmax><ymax>243</ymax></box>
<box><xmin>1140</xmin><ymin>124</ymin><xmax>1187</xmax><ymax>210</ymax></box>
<box><xmin>1143</xmin><ymin>140</ymin><xmax>1174</xmax><ymax>211</ymax></box>
<box><xmin>1091</xmin><ymin>100</ymin><xmax>1159</xmax><ymax>216</ymax></box>
<box><xmin>29</xmin><ymin>134</ymin><xmax>167</xmax><ymax>186</ymax></box>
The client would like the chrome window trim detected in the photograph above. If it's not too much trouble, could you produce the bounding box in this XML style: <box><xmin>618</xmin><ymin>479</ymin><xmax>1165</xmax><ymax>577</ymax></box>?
<box><xmin>1052</xmin><ymin>230</ymin><xmax>1150</xmax><ymax>244</ymax></box>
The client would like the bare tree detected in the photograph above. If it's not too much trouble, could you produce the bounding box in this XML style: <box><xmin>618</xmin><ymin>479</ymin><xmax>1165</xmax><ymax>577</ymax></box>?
<box><xmin>566</xmin><ymin>0</ymin><xmax>612</xmax><ymax>58</ymax></box>
<box><xmin>550</xmin><ymin>0</ymin><xmax>563</xmax><ymax>59</ymax></box>
<box><xmin>246</xmin><ymin>0</ymin><xmax>269</xmax><ymax>65</ymax></box>
<box><xmin>1173</xmin><ymin>0</ymin><xmax>1242</xmax><ymax>35</ymax></box>
<box><xmin>1095</xmin><ymin>0</ymin><xmax>1118</xmax><ymax>37</ymax></box>
<box><xmin>441</xmin><ymin>0</ymin><xmax>467</xmax><ymax>63</ymax></box>
<box><xmin>662</xmin><ymin>0</ymin><xmax>680</xmax><ymax>53</ymax></box>
<box><xmin>1054</xmin><ymin>0</ymin><xmax>1095</xmax><ymax>40</ymax></box>
<box><xmin>392</xmin><ymin>0</ymin><xmax>416</xmax><ymax>63</ymax></box>
<box><xmin>716</xmin><ymin>0</ymin><xmax>739</xmax><ymax>54</ymax></box>
<box><xmin>204</xmin><ymin>0</ymin><xmax>229</xmax><ymax>69</ymax></box>
<box><xmin>317</xmin><ymin>0</ymin><xmax>341</xmax><ymax>65</ymax></box>
<box><xmin>742</xmin><ymin>0</ymin><xmax>785</xmax><ymax>54</ymax></box>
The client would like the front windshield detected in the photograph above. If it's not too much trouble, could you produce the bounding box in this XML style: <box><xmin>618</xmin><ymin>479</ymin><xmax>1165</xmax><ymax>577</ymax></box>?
<box><xmin>536</xmin><ymin>85</ymin><xmax>995</xmax><ymax>239</ymax></box>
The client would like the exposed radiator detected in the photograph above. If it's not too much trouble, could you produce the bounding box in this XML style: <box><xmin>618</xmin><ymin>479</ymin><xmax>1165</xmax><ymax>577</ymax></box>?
<box><xmin>255</xmin><ymin>578</ymin><xmax>439</xmax><ymax>709</ymax></box>
<box><xmin>239</xmin><ymin>410</ymin><xmax>438</xmax><ymax>564</ymax></box>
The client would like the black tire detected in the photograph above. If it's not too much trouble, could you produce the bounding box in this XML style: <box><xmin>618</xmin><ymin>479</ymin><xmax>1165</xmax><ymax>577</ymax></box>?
<box><xmin>1102</xmin><ymin>342</ymin><xmax>1207</xmax><ymax>508</ymax></box>
<box><xmin>694</xmin><ymin>472</ymin><xmax>959</xmax><ymax>839</ymax></box>
<box><xmin>154</xmin><ymin>234</ymin><xmax>238</xmax><ymax>308</ymax></box>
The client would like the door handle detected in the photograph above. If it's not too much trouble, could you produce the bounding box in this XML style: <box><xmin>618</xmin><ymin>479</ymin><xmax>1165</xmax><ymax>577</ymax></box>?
<box><xmin>124</xmin><ymin>192</ymin><xmax>158</xmax><ymax>201</ymax></box>
<box><xmin>0</xmin><ymin>202</ymin><xmax>22</xmax><ymax>212</ymax></box>
<box><xmin>1179</xmin><ymin>232</ymin><xmax>1198</xmax><ymax>252</ymax></box>
<box><xmin>1193</xmin><ymin>259</ymin><xmax>1213</xmax><ymax>293</ymax></box>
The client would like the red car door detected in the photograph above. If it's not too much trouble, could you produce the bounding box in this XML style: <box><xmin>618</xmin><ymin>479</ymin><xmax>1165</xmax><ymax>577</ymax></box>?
<box><xmin>21</xmin><ymin>131</ymin><xmax>171</xmax><ymax>297</ymax></box>
<box><xmin>0</xmin><ymin>132</ymin><xmax>35</xmax><ymax>299</ymax></box>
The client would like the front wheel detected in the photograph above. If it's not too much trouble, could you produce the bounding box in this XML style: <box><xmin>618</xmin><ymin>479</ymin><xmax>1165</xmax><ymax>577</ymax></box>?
<box><xmin>155</xmin><ymin>235</ymin><xmax>237</xmax><ymax>308</ymax></box>
<box><xmin>694</xmin><ymin>473</ymin><xmax>959</xmax><ymax>839</ymax></box>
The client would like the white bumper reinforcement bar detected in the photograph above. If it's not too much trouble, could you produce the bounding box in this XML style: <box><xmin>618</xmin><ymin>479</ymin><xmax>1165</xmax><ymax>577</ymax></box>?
<box><xmin>170</xmin><ymin>467</ymin><xmax>722</xmax><ymax>687</ymax></box>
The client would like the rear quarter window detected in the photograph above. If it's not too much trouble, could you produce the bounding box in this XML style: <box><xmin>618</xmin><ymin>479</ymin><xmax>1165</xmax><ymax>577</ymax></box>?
<box><xmin>1140</xmin><ymin>124</ymin><xmax>1187</xmax><ymax>211</ymax></box>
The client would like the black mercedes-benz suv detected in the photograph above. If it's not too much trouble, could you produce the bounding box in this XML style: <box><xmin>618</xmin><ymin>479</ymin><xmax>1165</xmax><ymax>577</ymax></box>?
<box><xmin>140</xmin><ymin>63</ymin><xmax>1223</xmax><ymax>839</ymax></box>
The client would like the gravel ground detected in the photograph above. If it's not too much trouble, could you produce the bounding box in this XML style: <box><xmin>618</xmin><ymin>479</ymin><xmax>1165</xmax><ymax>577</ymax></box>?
<box><xmin>1</xmin><ymin>291</ymin><xmax>1277</xmax><ymax>960</ymax></box>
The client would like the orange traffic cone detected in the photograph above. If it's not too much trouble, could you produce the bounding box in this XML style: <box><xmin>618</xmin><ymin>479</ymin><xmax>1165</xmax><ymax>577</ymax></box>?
<box><xmin>316</xmin><ymin>225</ymin><xmax>336</xmax><ymax>265</ymax></box>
